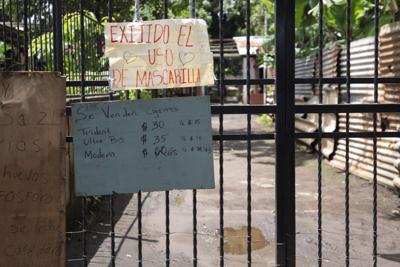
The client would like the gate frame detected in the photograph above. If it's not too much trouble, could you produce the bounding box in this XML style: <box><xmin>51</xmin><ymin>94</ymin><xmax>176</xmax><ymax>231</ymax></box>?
<box><xmin>46</xmin><ymin>0</ymin><xmax>400</xmax><ymax>266</ymax></box>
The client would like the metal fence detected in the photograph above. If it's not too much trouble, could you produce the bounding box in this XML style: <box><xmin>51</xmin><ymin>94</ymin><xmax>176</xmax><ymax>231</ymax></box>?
<box><xmin>0</xmin><ymin>0</ymin><xmax>109</xmax><ymax>95</ymax></box>
<box><xmin>1</xmin><ymin>0</ymin><xmax>400</xmax><ymax>266</ymax></box>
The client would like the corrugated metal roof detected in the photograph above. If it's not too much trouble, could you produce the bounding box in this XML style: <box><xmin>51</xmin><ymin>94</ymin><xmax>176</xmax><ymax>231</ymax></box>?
<box><xmin>209</xmin><ymin>39</ymin><xmax>240</xmax><ymax>58</ymax></box>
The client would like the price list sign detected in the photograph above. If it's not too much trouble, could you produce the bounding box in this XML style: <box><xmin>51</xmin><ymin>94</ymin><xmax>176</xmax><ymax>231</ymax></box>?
<box><xmin>72</xmin><ymin>96</ymin><xmax>214</xmax><ymax>196</ymax></box>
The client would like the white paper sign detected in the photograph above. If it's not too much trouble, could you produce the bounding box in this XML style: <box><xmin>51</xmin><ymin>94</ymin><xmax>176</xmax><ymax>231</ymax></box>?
<box><xmin>105</xmin><ymin>19</ymin><xmax>214</xmax><ymax>90</ymax></box>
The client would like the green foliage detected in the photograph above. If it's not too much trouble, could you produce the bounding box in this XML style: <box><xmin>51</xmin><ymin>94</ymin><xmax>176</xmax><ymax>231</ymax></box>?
<box><xmin>127</xmin><ymin>90</ymin><xmax>153</xmax><ymax>100</ymax></box>
<box><xmin>261</xmin><ymin>0</ymin><xmax>400</xmax><ymax>61</ymax></box>
<box><xmin>0</xmin><ymin>42</ymin><xmax>4</xmax><ymax>62</ymax></box>
<box><xmin>256</xmin><ymin>114</ymin><xmax>274</xmax><ymax>127</ymax></box>
<box><xmin>296</xmin><ymin>0</ymin><xmax>400</xmax><ymax>57</ymax></box>
<box><xmin>30</xmin><ymin>11</ymin><xmax>107</xmax><ymax>77</ymax></box>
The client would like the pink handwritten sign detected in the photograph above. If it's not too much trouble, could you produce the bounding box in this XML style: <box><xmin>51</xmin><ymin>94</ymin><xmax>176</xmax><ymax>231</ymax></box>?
<box><xmin>105</xmin><ymin>19</ymin><xmax>214</xmax><ymax>90</ymax></box>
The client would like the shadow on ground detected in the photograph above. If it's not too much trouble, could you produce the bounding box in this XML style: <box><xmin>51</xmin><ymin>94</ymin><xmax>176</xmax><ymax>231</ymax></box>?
<box><xmin>67</xmin><ymin>194</ymin><xmax>139</xmax><ymax>266</ymax></box>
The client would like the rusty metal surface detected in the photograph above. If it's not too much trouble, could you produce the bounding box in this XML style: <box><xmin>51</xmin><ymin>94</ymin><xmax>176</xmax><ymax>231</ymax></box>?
<box><xmin>292</xmin><ymin>33</ymin><xmax>399</xmax><ymax>186</ymax></box>
<box><xmin>316</xmin><ymin>46</ymin><xmax>341</xmax><ymax>79</ymax></box>
<box><xmin>339</xmin><ymin>37</ymin><xmax>385</xmax><ymax>103</ymax></box>
<box><xmin>328</xmin><ymin>35</ymin><xmax>400</xmax><ymax>187</ymax></box>
<box><xmin>379</xmin><ymin>22</ymin><xmax>400</xmax><ymax>186</ymax></box>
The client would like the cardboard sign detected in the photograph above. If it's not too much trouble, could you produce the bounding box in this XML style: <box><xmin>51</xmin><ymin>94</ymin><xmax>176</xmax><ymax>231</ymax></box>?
<box><xmin>105</xmin><ymin>19</ymin><xmax>214</xmax><ymax>90</ymax></box>
<box><xmin>72</xmin><ymin>96</ymin><xmax>215</xmax><ymax>196</ymax></box>
<box><xmin>0</xmin><ymin>72</ymin><xmax>66</xmax><ymax>267</ymax></box>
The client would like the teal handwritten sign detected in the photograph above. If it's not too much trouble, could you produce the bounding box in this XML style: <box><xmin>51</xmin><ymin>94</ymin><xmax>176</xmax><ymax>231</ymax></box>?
<box><xmin>72</xmin><ymin>96</ymin><xmax>214</xmax><ymax>196</ymax></box>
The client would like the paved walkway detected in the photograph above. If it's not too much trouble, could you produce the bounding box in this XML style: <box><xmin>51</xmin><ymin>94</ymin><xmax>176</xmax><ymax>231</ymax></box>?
<box><xmin>67</xmin><ymin>114</ymin><xmax>400</xmax><ymax>267</ymax></box>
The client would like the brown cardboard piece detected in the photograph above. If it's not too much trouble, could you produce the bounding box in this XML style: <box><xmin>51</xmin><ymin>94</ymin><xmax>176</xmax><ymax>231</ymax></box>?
<box><xmin>0</xmin><ymin>72</ymin><xmax>66</xmax><ymax>267</ymax></box>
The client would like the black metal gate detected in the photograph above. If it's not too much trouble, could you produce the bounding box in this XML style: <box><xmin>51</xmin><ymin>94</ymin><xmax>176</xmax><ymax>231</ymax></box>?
<box><xmin>1</xmin><ymin>0</ymin><xmax>400</xmax><ymax>266</ymax></box>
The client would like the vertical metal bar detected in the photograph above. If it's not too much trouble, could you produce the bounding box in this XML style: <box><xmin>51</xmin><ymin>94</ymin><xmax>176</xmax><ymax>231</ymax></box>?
<box><xmin>108</xmin><ymin>0</ymin><xmax>113</xmax><ymax>23</ymax></box>
<box><xmin>53</xmin><ymin>0</ymin><xmax>63</xmax><ymax>73</ymax></box>
<box><xmin>91</xmin><ymin>22</ymin><xmax>96</xmax><ymax>93</ymax></box>
<box><xmin>23</xmin><ymin>0</ymin><xmax>28</xmax><ymax>70</ymax></box>
<box><xmin>65</xmin><ymin>11</ymin><xmax>73</xmax><ymax>91</ymax></box>
<box><xmin>38</xmin><ymin>0</ymin><xmax>43</xmax><ymax>70</ymax></box>
<box><xmin>2</xmin><ymin>0</ymin><xmax>7</xmax><ymax>69</ymax></box>
<box><xmin>192</xmin><ymin>189</ymin><xmax>197</xmax><ymax>267</ymax></box>
<box><xmin>189</xmin><ymin>1</ymin><xmax>198</xmax><ymax>266</ymax></box>
<box><xmin>218</xmin><ymin>0</ymin><xmax>225</xmax><ymax>266</ymax></box>
<box><xmin>110</xmin><ymin>193</ymin><xmax>116</xmax><ymax>267</ymax></box>
<box><xmin>162</xmin><ymin>0</ymin><xmax>168</xmax><ymax>97</ymax></box>
<box><xmin>28</xmin><ymin>0</ymin><xmax>33</xmax><ymax>69</ymax></box>
<box><xmin>9</xmin><ymin>0</ymin><xmax>14</xmax><ymax>68</ymax></box>
<box><xmin>107</xmin><ymin>2</ymin><xmax>115</xmax><ymax>265</ymax></box>
<box><xmin>82</xmin><ymin>197</ymin><xmax>88</xmax><ymax>266</ymax></box>
<box><xmin>317</xmin><ymin>1</ymin><xmax>323</xmax><ymax>266</ymax></box>
<box><xmin>245</xmin><ymin>0</ymin><xmax>252</xmax><ymax>266</ymax></box>
<box><xmin>134</xmin><ymin>0</ymin><xmax>141</xmax><ymax>22</ymax></box>
<box><xmin>48</xmin><ymin>0</ymin><xmax>54</xmax><ymax>71</ymax></box>
<box><xmin>372</xmin><ymin>1</ymin><xmax>379</xmax><ymax>266</ymax></box>
<box><xmin>161</xmin><ymin>2</ymin><xmax>170</xmax><ymax>266</ymax></box>
<box><xmin>108</xmin><ymin>0</ymin><xmax>114</xmax><ymax>98</ymax></box>
<box><xmin>32</xmin><ymin>0</ymin><xmax>38</xmax><ymax>70</ymax></box>
<box><xmin>345</xmin><ymin>1</ymin><xmax>351</xmax><ymax>266</ymax></box>
<box><xmin>16</xmin><ymin>0</ymin><xmax>21</xmax><ymax>69</ymax></box>
<box><xmin>74</xmin><ymin>12</ymin><xmax>79</xmax><ymax>93</ymax></box>
<box><xmin>189</xmin><ymin>0</ymin><xmax>195</xmax><ymax>18</ymax></box>
<box><xmin>275</xmin><ymin>0</ymin><xmax>295</xmax><ymax>266</ymax></box>
<box><xmin>80</xmin><ymin>0</ymin><xmax>85</xmax><ymax>100</ymax></box>
<box><xmin>107</xmin><ymin>3</ymin><xmax>115</xmax><ymax>266</ymax></box>
<box><xmin>87</xmin><ymin>22</ymin><xmax>92</xmax><ymax>93</ymax></box>
<box><xmin>165</xmin><ymin>191</ymin><xmax>170</xmax><ymax>267</ymax></box>
<box><xmin>138</xmin><ymin>191</ymin><xmax>143</xmax><ymax>267</ymax></box>
<box><xmin>78</xmin><ymin>2</ymin><xmax>88</xmax><ymax>266</ymax></box>
<box><xmin>164</xmin><ymin>0</ymin><xmax>168</xmax><ymax>19</ymax></box>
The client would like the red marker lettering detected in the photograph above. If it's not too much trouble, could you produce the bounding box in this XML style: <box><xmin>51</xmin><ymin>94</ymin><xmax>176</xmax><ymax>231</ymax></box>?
<box><xmin>146</xmin><ymin>24</ymin><xmax>152</xmax><ymax>44</ymax></box>
<box><xmin>168</xmin><ymin>70</ymin><xmax>175</xmax><ymax>84</ymax></box>
<box><xmin>136</xmin><ymin>70</ymin><xmax>148</xmax><ymax>87</ymax></box>
<box><xmin>153</xmin><ymin>24</ymin><xmax>164</xmax><ymax>44</ymax></box>
<box><xmin>110</xmin><ymin>26</ymin><xmax>118</xmax><ymax>43</ymax></box>
<box><xmin>177</xmin><ymin>25</ymin><xmax>186</xmax><ymax>46</ymax></box>
<box><xmin>163</xmin><ymin>25</ymin><xmax>169</xmax><ymax>44</ymax></box>
<box><xmin>165</xmin><ymin>49</ymin><xmax>174</xmax><ymax>66</ymax></box>
<box><xmin>129</xmin><ymin>25</ymin><xmax>135</xmax><ymax>43</ymax></box>
<box><xmin>139</xmin><ymin>25</ymin><xmax>145</xmax><ymax>43</ymax></box>
<box><xmin>163</xmin><ymin>25</ymin><xmax>170</xmax><ymax>44</ymax></box>
<box><xmin>119</xmin><ymin>26</ymin><xmax>128</xmax><ymax>43</ymax></box>
<box><xmin>112</xmin><ymin>69</ymin><xmax>128</xmax><ymax>88</ymax></box>
<box><xmin>185</xmin><ymin>26</ymin><xmax>193</xmax><ymax>47</ymax></box>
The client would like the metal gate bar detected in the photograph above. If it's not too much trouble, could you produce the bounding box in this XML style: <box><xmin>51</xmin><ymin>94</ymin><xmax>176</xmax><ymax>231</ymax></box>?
<box><xmin>317</xmin><ymin>1</ymin><xmax>323</xmax><ymax>265</ymax></box>
<box><xmin>275</xmin><ymin>1</ymin><xmax>295</xmax><ymax>266</ymax></box>
<box><xmin>218</xmin><ymin>1</ymin><xmax>225</xmax><ymax>266</ymax></box>
<box><xmin>245</xmin><ymin>1</ymin><xmax>253</xmax><ymax>266</ymax></box>
<box><xmin>372</xmin><ymin>1</ymin><xmax>379</xmax><ymax>266</ymax></box>
<box><xmin>345</xmin><ymin>2</ymin><xmax>351</xmax><ymax>265</ymax></box>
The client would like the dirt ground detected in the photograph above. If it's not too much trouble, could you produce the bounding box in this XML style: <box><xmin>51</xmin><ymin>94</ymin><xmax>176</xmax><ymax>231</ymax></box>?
<box><xmin>67</xmin><ymin>114</ymin><xmax>400</xmax><ymax>267</ymax></box>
